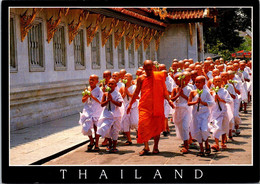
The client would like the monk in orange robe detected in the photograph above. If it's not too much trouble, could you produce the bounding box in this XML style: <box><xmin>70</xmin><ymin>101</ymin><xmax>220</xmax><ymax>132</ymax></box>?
<box><xmin>127</xmin><ymin>60</ymin><xmax>174</xmax><ymax>156</ymax></box>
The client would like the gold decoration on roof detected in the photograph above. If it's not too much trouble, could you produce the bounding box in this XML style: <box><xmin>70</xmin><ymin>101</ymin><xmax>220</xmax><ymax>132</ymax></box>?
<box><xmin>68</xmin><ymin>10</ymin><xmax>89</xmax><ymax>44</ymax></box>
<box><xmin>86</xmin><ymin>14</ymin><xmax>105</xmax><ymax>46</ymax></box>
<box><xmin>20</xmin><ymin>8</ymin><xmax>42</xmax><ymax>42</ymax></box>
<box><xmin>143</xmin><ymin>29</ymin><xmax>157</xmax><ymax>51</ymax></box>
<box><xmin>114</xmin><ymin>21</ymin><xmax>131</xmax><ymax>49</ymax></box>
<box><xmin>47</xmin><ymin>8</ymin><xmax>69</xmax><ymax>43</ymax></box>
<box><xmin>135</xmin><ymin>27</ymin><xmax>149</xmax><ymax>51</ymax></box>
<box><xmin>154</xmin><ymin>30</ymin><xmax>164</xmax><ymax>51</ymax></box>
<box><xmin>101</xmin><ymin>18</ymin><xmax>119</xmax><ymax>47</ymax></box>
<box><xmin>125</xmin><ymin>24</ymin><xmax>140</xmax><ymax>50</ymax></box>
<box><xmin>151</xmin><ymin>8</ymin><xmax>167</xmax><ymax>20</ymax></box>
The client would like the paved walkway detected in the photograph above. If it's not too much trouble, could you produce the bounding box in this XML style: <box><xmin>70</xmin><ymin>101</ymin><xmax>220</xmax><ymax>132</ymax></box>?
<box><xmin>10</xmin><ymin>103</ymin><xmax>252</xmax><ymax>166</ymax></box>
<box><xmin>10</xmin><ymin>113</ymin><xmax>87</xmax><ymax>165</ymax></box>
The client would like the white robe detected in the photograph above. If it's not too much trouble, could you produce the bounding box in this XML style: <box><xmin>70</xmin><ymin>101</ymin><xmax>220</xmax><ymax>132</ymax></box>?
<box><xmin>190</xmin><ymin>88</ymin><xmax>215</xmax><ymax>143</ymax></box>
<box><xmin>207</xmin><ymin>71</ymin><xmax>213</xmax><ymax>80</ymax></box>
<box><xmin>97</xmin><ymin>90</ymin><xmax>124</xmax><ymax>140</ymax></box>
<box><xmin>234</xmin><ymin>74</ymin><xmax>247</xmax><ymax>102</ymax></box>
<box><xmin>121</xmin><ymin>85</ymin><xmax>139</xmax><ymax>132</ymax></box>
<box><xmin>164</xmin><ymin>76</ymin><xmax>174</xmax><ymax>118</ymax></box>
<box><xmin>79</xmin><ymin>86</ymin><xmax>103</xmax><ymax>136</ymax></box>
<box><xmin>173</xmin><ymin>85</ymin><xmax>192</xmax><ymax>141</ymax></box>
<box><xmin>210</xmin><ymin>88</ymin><xmax>233</xmax><ymax>139</ymax></box>
<box><xmin>225</xmin><ymin>83</ymin><xmax>237</xmax><ymax>129</ymax></box>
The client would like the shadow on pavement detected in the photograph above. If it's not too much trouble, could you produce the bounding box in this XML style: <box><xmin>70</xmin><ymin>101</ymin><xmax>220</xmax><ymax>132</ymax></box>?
<box><xmin>221</xmin><ymin>147</ymin><xmax>246</xmax><ymax>153</ymax></box>
<box><xmin>10</xmin><ymin>113</ymin><xmax>80</xmax><ymax>148</ymax></box>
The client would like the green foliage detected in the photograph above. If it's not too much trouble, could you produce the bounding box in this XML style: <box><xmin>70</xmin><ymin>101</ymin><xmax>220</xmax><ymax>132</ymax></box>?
<box><xmin>204</xmin><ymin>8</ymin><xmax>251</xmax><ymax>60</ymax></box>
<box><xmin>234</xmin><ymin>36</ymin><xmax>252</xmax><ymax>52</ymax></box>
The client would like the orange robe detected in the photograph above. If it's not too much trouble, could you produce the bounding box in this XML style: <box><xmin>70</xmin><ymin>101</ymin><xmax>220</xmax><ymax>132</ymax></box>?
<box><xmin>137</xmin><ymin>71</ymin><xmax>168</xmax><ymax>143</ymax></box>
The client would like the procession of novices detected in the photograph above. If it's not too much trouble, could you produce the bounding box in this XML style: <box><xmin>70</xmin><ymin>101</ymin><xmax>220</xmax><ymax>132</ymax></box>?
<box><xmin>79</xmin><ymin>57</ymin><xmax>252</xmax><ymax>157</ymax></box>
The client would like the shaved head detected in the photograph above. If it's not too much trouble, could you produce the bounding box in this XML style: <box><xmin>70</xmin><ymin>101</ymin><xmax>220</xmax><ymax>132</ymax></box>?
<box><xmin>90</xmin><ymin>74</ymin><xmax>99</xmax><ymax>80</ymax></box>
<box><xmin>144</xmin><ymin>60</ymin><xmax>153</xmax><ymax>76</ymax></box>
<box><xmin>159</xmin><ymin>64</ymin><xmax>166</xmax><ymax>71</ymax></box>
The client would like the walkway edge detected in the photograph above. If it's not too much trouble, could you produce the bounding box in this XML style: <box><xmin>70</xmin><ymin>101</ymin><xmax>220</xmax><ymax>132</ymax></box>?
<box><xmin>30</xmin><ymin>140</ymin><xmax>89</xmax><ymax>165</ymax></box>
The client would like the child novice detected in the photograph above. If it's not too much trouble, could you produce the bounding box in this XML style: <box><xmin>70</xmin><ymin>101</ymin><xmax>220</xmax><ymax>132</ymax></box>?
<box><xmin>221</xmin><ymin>72</ymin><xmax>237</xmax><ymax>141</ymax></box>
<box><xmin>171</xmin><ymin>73</ymin><xmax>192</xmax><ymax>154</ymax></box>
<box><xmin>159</xmin><ymin>65</ymin><xmax>175</xmax><ymax>136</ymax></box>
<box><xmin>228</xmin><ymin>70</ymin><xmax>242</xmax><ymax>136</ymax></box>
<box><xmin>210</xmin><ymin>76</ymin><xmax>233</xmax><ymax>151</ymax></box>
<box><xmin>121</xmin><ymin>73</ymin><xmax>139</xmax><ymax>145</ymax></box>
<box><xmin>100</xmin><ymin>70</ymin><xmax>111</xmax><ymax>92</ymax></box>
<box><xmin>96</xmin><ymin>79</ymin><xmax>124</xmax><ymax>153</ymax></box>
<box><xmin>188</xmin><ymin>76</ymin><xmax>215</xmax><ymax>156</ymax></box>
<box><xmin>79</xmin><ymin>75</ymin><xmax>103</xmax><ymax>152</ymax></box>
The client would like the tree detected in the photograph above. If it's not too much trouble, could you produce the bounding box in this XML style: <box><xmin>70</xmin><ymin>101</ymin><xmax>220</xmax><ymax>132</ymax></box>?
<box><xmin>204</xmin><ymin>8</ymin><xmax>251</xmax><ymax>60</ymax></box>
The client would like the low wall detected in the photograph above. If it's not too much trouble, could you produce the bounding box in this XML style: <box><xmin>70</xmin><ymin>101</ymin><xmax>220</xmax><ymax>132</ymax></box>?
<box><xmin>10</xmin><ymin>79</ymin><xmax>87</xmax><ymax>131</ymax></box>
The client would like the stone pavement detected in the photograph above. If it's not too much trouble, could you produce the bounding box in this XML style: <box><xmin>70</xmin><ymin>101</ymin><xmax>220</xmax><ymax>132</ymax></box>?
<box><xmin>10</xmin><ymin>102</ymin><xmax>252</xmax><ymax>166</ymax></box>
<box><xmin>10</xmin><ymin>113</ymin><xmax>87</xmax><ymax>165</ymax></box>
<box><xmin>43</xmin><ymin>102</ymin><xmax>253</xmax><ymax>166</ymax></box>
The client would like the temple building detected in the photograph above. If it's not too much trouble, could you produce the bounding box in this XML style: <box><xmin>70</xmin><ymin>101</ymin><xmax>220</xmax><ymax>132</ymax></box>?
<box><xmin>9</xmin><ymin>7</ymin><xmax>216</xmax><ymax>130</ymax></box>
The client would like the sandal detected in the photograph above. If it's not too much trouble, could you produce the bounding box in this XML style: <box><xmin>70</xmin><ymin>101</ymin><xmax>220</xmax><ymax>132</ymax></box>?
<box><xmin>93</xmin><ymin>146</ymin><xmax>100</xmax><ymax>152</ymax></box>
<box><xmin>87</xmin><ymin>143</ymin><xmax>95</xmax><ymax>151</ymax></box>
<box><xmin>192</xmin><ymin>139</ymin><xmax>197</xmax><ymax>142</ymax></box>
<box><xmin>163</xmin><ymin>131</ymin><xmax>168</xmax><ymax>136</ymax></box>
<box><xmin>221</xmin><ymin>144</ymin><xmax>227</xmax><ymax>149</ymax></box>
<box><xmin>124</xmin><ymin>141</ymin><xmax>132</xmax><ymax>145</ymax></box>
<box><xmin>211</xmin><ymin>144</ymin><xmax>220</xmax><ymax>152</ymax></box>
<box><xmin>180</xmin><ymin>148</ymin><xmax>190</xmax><ymax>154</ymax></box>
<box><xmin>106</xmin><ymin>146</ymin><xmax>112</xmax><ymax>152</ymax></box>
<box><xmin>152</xmin><ymin>149</ymin><xmax>160</xmax><ymax>154</ymax></box>
<box><xmin>197</xmin><ymin>152</ymin><xmax>205</xmax><ymax>157</ymax></box>
<box><xmin>189</xmin><ymin>142</ymin><xmax>198</xmax><ymax>149</ymax></box>
<box><xmin>179</xmin><ymin>143</ymin><xmax>184</xmax><ymax>148</ymax></box>
<box><xmin>139</xmin><ymin>148</ymin><xmax>150</xmax><ymax>156</ymax></box>
<box><xmin>101</xmin><ymin>142</ymin><xmax>108</xmax><ymax>146</ymax></box>
<box><xmin>109</xmin><ymin>148</ymin><xmax>119</xmax><ymax>153</ymax></box>
<box><xmin>205</xmin><ymin>145</ymin><xmax>211</xmax><ymax>155</ymax></box>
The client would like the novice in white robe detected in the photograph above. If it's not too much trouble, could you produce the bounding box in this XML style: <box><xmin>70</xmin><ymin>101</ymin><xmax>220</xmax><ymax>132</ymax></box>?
<box><xmin>172</xmin><ymin>85</ymin><xmax>192</xmax><ymax>143</ymax></box>
<box><xmin>79</xmin><ymin>75</ymin><xmax>103</xmax><ymax>151</ymax></box>
<box><xmin>188</xmin><ymin>76</ymin><xmax>215</xmax><ymax>156</ymax></box>
<box><xmin>210</xmin><ymin>85</ymin><xmax>233</xmax><ymax>150</ymax></box>
<box><xmin>163</xmin><ymin>75</ymin><xmax>174</xmax><ymax>135</ymax></box>
<box><xmin>96</xmin><ymin>79</ymin><xmax>124</xmax><ymax>152</ymax></box>
<box><xmin>121</xmin><ymin>84</ymin><xmax>139</xmax><ymax>144</ymax></box>
<box><xmin>79</xmin><ymin>86</ymin><xmax>103</xmax><ymax>136</ymax></box>
<box><xmin>190</xmin><ymin>87</ymin><xmax>215</xmax><ymax>144</ymax></box>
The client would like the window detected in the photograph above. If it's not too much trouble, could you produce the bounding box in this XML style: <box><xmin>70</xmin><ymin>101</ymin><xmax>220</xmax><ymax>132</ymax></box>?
<box><xmin>138</xmin><ymin>42</ymin><xmax>143</xmax><ymax>67</ymax></box>
<box><xmin>105</xmin><ymin>35</ymin><xmax>113</xmax><ymax>69</ymax></box>
<box><xmin>53</xmin><ymin>26</ymin><xmax>66</xmax><ymax>70</ymax></box>
<box><xmin>118</xmin><ymin>37</ymin><xmax>125</xmax><ymax>68</ymax></box>
<box><xmin>145</xmin><ymin>44</ymin><xmax>151</xmax><ymax>60</ymax></box>
<box><xmin>74</xmin><ymin>29</ymin><xmax>85</xmax><ymax>70</ymax></box>
<box><xmin>10</xmin><ymin>17</ymin><xmax>17</xmax><ymax>72</ymax></box>
<box><xmin>91</xmin><ymin>31</ymin><xmax>100</xmax><ymax>69</ymax></box>
<box><xmin>28</xmin><ymin>21</ymin><xmax>44</xmax><ymax>72</ymax></box>
<box><xmin>128</xmin><ymin>41</ymin><xmax>135</xmax><ymax>68</ymax></box>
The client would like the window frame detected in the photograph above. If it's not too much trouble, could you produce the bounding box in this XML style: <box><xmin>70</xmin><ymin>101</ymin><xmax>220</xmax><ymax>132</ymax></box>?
<box><xmin>74</xmin><ymin>29</ymin><xmax>86</xmax><ymax>70</ymax></box>
<box><xmin>91</xmin><ymin>31</ymin><xmax>101</xmax><ymax>70</ymax></box>
<box><xmin>118</xmin><ymin>36</ymin><xmax>125</xmax><ymax>69</ymax></box>
<box><xmin>138</xmin><ymin>42</ymin><xmax>144</xmax><ymax>67</ymax></box>
<box><xmin>105</xmin><ymin>34</ymin><xmax>114</xmax><ymax>69</ymax></box>
<box><xmin>53</xmin><ymin>24</ymin><xmax>67</xmax><ymax>71</ymax></box>
<box><xmin>10</xmin><ymin>14</ymin><xmax>18</xmax><ymax>73</ymax></box>
<box><xmin>128</xmin><ymin>40</ymin><xmax>135</xmax><ymax>68</ymax></box>
<box><xmin>27</xmin><ymin>17</ymin><xmax>45</xmax><ymax>72</ymax></box>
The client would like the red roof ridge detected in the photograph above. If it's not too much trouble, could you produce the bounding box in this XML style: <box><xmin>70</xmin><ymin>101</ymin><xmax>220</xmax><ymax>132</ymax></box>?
<box><xmin>109</xmin><ymin>8</ymin><xmax>167</xmax><ymax>27</ymax></box>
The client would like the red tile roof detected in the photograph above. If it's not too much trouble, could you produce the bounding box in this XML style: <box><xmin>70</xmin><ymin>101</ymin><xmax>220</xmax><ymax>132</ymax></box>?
<box><xmin>167</xmin><ymin>9</ymin><xmax>205</xmax><ymax>20</ymax></box>
<box><xmin>109</xmin><ymin>8</ymin><xmax>167</xmax><ymax>27</ymax></box>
